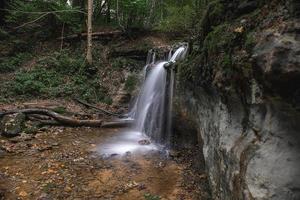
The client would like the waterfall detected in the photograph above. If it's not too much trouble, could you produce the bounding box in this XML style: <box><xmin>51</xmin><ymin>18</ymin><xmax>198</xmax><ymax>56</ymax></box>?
<box><xmin>129</xmin><ymin>45</ymin><xmax>188</xmax><ymax>144</ymax></box>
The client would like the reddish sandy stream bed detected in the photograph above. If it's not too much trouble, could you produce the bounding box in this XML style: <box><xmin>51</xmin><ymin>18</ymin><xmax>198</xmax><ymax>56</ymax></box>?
<box><xmin>0</xmin><ymin>127</ymin><xmax>208</xmax><ymax>200</ymax></box>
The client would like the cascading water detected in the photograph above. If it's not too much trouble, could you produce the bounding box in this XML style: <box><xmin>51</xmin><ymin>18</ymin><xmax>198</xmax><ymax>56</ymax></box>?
<box><xmin>97</xmin><ymin>45</ymin><xmax>187</xmax><ymax>155</ymax></box>
<box><xmin>130</xmin><ymin>45</ymin><xmax>188</xmax><ymax>144</ymax></box>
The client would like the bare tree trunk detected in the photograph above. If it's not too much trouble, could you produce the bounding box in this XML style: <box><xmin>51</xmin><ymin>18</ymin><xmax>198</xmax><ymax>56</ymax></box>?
<box><xmin>106</xmin><ymin>0</ymin><xmax>111</xmax><ymax>23</ymax></box>
<box><xmin>86</xmin><ymin>0</ymin><xmax>93</xmax><ymax>65</ymax></box>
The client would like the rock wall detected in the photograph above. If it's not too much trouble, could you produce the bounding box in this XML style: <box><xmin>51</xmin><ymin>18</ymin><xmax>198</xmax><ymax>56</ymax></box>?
<box><xmin>174</xmin><ymin>0</ymin><xmax>300</xmax><ymax>199</ymax></box>
<box><xmin>175</xmin><ymin>87</ymin><xmax>300</xmax><ymax>200</ymax></box>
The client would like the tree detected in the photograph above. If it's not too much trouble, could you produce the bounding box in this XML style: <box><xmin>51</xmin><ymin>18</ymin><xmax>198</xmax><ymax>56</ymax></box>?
<box><xmin>86</xmin><ymin>0</ymin><xmax>93</xmax><ymax>65</ymax></box>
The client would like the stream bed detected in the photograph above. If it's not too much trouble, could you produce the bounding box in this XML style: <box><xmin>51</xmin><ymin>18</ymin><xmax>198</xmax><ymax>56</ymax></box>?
<box><xmin>0</xmin><ymin>127</ymin><xmax>210</xmax><ymax>200</ymax></box>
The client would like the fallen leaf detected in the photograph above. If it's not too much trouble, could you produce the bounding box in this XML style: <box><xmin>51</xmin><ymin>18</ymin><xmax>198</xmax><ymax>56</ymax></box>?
<box><xmin>19</xmin><ymin>191</ymin><xmax>28</xmax><ymax>197</ymax></box>
<box><xmin>234</xmin><ymin>26</ymin><xmax>244</xmax><ymax>33</ymax></box>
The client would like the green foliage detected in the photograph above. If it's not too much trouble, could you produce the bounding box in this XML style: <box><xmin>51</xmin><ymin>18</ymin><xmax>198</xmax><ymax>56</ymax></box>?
<box><xmin>208</xmin><ymin>0</ymin><xmax>224</xmax><ymax>22</ymax></box>
<box><xmin>125</xmin><ymin>74</ymin><xmax>138</xmax><ymax>93</ymax></box>
<box><xmin>0</xmin><ymin>53</ymin><xmax>32</xmax><ymax>73</ymax></box>
<box><xmin>157</xmin><ymin>5</ymin><xmax>196</xmax><ymax>33</ymax></box>
<box><xmin>13</xmin><ymin>67</ymin><xmax>62</xmax><ymax>96</ymax></box>
<box><xmin>144</xmin><ymin>193</ymin><xmax>161</xmax><ymax>200</ymax></box>
<box><xmin>8</xmin><ymin>50</ymin><xmax>110</xmax><ymax>103</ymax></box>
<box><xmin>6</xmin><ymin>0</ymin><xmax>83</xmax><ymax>37</ymax></box>
<box><xmin>37</xmin><ymin>50</ymin><xmax>85</xmax><ymax>75</ymax></box>
<box><xmin>221</xmin><ymin>54</ymin><xmax>232</xmax><ymax>69</ymax></box>
<box><xmin>52</xmin><ymin>106</ymin><xmax>66</xmax><ymax>114</ymax></box>
<box><xmin>111</xmin><ymin>57</ymin><xmax>141</xmax><ymax>71</ymax></box>
<box><xmin>0</xmin><ymin>28</ymin><xmax>9</xmax><ymax>39</ymax></box>
<box><xmin>203</xmin><ymin>24</ymin><xmax>235</xmax><ymax>53</ymax></box>
<box><xmin>245</xmin><ymin>32</ymin><xmax>255</xmax><ymax>50</ymax></box>
<box><xmin>113</xmin><ymin>0</ymin><xmax>148</xmax><ymax>28</ymax></box>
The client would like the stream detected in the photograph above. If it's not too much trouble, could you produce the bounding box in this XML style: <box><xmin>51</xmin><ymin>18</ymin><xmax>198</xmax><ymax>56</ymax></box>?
<box><xmin>0</xmin><ymin>127</ymin><xmax>209</xmax><ymax>199</ymax></box>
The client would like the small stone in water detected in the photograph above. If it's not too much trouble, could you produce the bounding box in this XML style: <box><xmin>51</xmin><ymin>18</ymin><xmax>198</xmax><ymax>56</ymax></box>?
<box><xmin>138</xmin><ymin>139</ymin><xmax>151</xmax><ymax>145</ymax></box>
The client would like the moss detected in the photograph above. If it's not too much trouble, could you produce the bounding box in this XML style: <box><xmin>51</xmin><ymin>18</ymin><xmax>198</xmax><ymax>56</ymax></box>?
<box><xmin>144</xmin><ymin>193</ymin><xmax>161</xmax><ymax>200</ymax></box>
<box><xmin>208</xmin><ymin>0</ymin><xmax>225</xmax><ymax>21</ymax></box>
<box><xmin>52</xmin><ymin>106</ymin><xmax>66</xmax><ymax>114</ymax></box>
<box><xmin>245</xmin><ymin>32</ymin><xmax>256</xmax><ymax>50</ymax></box>
<box><xmin>203</xmin><ymin>23</ymin><xmax>235</xmax><ymax>54</ymax></box>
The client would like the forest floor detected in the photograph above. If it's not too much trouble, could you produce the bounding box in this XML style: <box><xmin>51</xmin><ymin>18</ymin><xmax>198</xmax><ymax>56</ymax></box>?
<box><xmin>0</xmin><ymin>125</ymin><xmax>209</xmax><ymax>200</ymax></box>
<box><xmin>0</xmin><ymin>31</ymin><xmax>210</xmax><ymax>200</ymax></box>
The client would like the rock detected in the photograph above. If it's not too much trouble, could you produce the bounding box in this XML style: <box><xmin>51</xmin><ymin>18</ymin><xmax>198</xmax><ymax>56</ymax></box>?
<box><xmin>9</xmin><ymin>133</ymin><xmax>34</xmax><ymax>143</ymax></box>
<box><xmin>36</xmin><ymin>193</ymin><xmax>52</xmax><ymax>200</ymax></box>
<box><xmin>0</xmin><ymin>189</ymin><xmax>5</xmax><ymax>200</ymax></box>
<box><xmin>236</xmin><ymin>1</ymin><xmax>258</xmax><ymax>15</ymax></box>
<box><xmin>112</xmin><ymin>83</ymin><xmax>131</xmax><ymax>108</ymax></box>
<box><xmin>253</xmin><ymin>20</ymin><xmax>300</xmax><ymax>104</ymax></box>
<box><xmin>168</xmin><ymin>150</ymin><xmax>180</xmax><ymax>158</ymax></box>
<box><xmin>138</xmin><ymin>139</ymin><xmax>151</xmax><ymax>145</ymax></box>
<box><xmin>175</xmin><ymin>87</ymin><xmax>300</xmax><ymax>200</ymax></box>
<box><xmin>0</xmin><ymin>113</ymin><xmax>26</xmax><ymax>137</ymax></box>
<box><xmin>286</xmin><ymin>0</ymin><xmax>300</xmax><ymax>17</ymax></box>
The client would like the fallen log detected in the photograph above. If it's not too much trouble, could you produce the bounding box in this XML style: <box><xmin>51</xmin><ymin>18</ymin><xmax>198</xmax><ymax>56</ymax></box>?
<box><xmin>101</xmin><ymin>119</ymin><xmax>133</xmax><ymax>128</ymax></box>
<box><xmin>0</xmin><ymin>109</ymin><xmax>102</xmax><ymax>127</ymax></box>
<box><xmin>57</xmin><ymin>30</ymin><xmax>123</xmax><ymax>41</ymax></box>
<box><xmin>109</xmin><ymin>48</ymin><xmax>148</xmax><ymax>60</ymax></box>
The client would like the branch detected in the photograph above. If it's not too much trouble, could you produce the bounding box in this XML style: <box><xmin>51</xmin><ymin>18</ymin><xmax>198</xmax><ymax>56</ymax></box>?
<box><xmin>74</xmin><ymin>98</ymin><xmax>123</xmax><ymax>117</ymax></box>
<box><xmin>0</xmin><ymin>109</ymin><xmax>103</xmax><ymax>127</ymax></box>
<box><xmin>14</xmin><ymin>12</ymin><xmax>50</xmax><ymax>29</ymax></box>
<box><xmin>1</xmin><ymin>9</ymin><xmax>87</xmax><ymax>15</ymax></box>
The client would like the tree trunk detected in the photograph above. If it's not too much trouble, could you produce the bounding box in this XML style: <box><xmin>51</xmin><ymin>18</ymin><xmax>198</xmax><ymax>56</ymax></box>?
<box><xmin>0</xmin><ymin>0</ymin><xmax>8</xmax><ymax>25</ymax></box>
<box><xmin>86</xmin><ymin>0</ymin><xmax>93</xmax><ymax>65</ymax></box>
<box><xmin>106</xmin><ymin>0</ymin><xmax>111</xmax><ymax>23</ymax></box>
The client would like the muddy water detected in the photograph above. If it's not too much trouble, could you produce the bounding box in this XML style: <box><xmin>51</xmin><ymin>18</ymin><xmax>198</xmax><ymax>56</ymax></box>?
<box><xmin>0</xmin><ymin>127</ymin><xmax>204</xmax><ymax>200</ymax></box>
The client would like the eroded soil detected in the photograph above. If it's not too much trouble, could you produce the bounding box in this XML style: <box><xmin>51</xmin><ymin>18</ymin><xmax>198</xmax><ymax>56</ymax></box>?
<box><xmin>0</xmin><ymin>127</ymin><xmax>209</xmax><ymax>200</ymax></box>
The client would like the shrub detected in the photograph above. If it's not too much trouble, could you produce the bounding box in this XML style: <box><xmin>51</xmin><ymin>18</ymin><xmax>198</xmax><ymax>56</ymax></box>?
<box><xmin>9</xmin><ymin>50</ymin><xmax>109</xmax><ymax>103</ymax></box>
<box><xmin>157</xmin><ymin>5</ymin><xmax>196</xmax><ymax>33</ymax></box>
<box><xmin>13</xmin><ymin>68</ymin><xmax>62</xmax><ymax>96</ymax></box>
<box><xmin>0</xmin><ymin>53</ymin><xmax>32</xmax><ymax>73</ymax></box>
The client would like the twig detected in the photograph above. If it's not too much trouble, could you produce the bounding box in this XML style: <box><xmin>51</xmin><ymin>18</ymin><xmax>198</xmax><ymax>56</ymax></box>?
<box><xmin>74</xmin><ymin>98</ymin><xmax>123</xmax><ymax>117</ymax></box>
<box><xmin>14</xmin><ymin>12</ymin><xmax>50</xmax><ymax>29</ymax></box>
<box><xmin>60</xmin><ymin>22</ymin><xmax>65</xmax><ymax>51</ymax></box>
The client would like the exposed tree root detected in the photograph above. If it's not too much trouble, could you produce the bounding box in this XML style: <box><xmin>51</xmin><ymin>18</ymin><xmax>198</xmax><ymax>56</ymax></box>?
<box><xmin>101</xmin><ymin>120</ymin><xmax>133</xmax><ymax>128</ymax></box>
<box><xmin>0</xmin><ymin>108</ymin><xmax>103</xmax><ymax>127</ymax></box>
<box><xmin>1</xmin><ymin>108</ymin><xmax>133</xmax><ymax>129</ymax></box>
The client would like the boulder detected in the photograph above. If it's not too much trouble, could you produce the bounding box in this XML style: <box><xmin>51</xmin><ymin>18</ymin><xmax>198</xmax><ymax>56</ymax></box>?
<box><xmin>253</xmin><ymin>20</ymin><xmax>300</xmax><ymax>104</ymax></box>
<box><xmin>0</xmin><ymin>113</ymin><xmax>26</xmax><ymax>137</ymax></box>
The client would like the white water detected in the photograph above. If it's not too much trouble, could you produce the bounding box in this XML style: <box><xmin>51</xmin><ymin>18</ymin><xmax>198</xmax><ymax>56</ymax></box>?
<box><xmin>131</xmin><ymin>46</ymin><xmax>188</xmax><ymax>143</ymax></box>
<box><xmin>97</xmin><ymin>45</ymin><xmax>187</xmax><ymax>156</ymax></box>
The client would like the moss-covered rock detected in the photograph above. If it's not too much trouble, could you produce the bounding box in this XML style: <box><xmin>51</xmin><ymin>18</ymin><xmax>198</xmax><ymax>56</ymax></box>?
<box><xmin>0</xmin><ymin>113</ymin><xmax>26</xmax><ymax>137</ymax></box>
